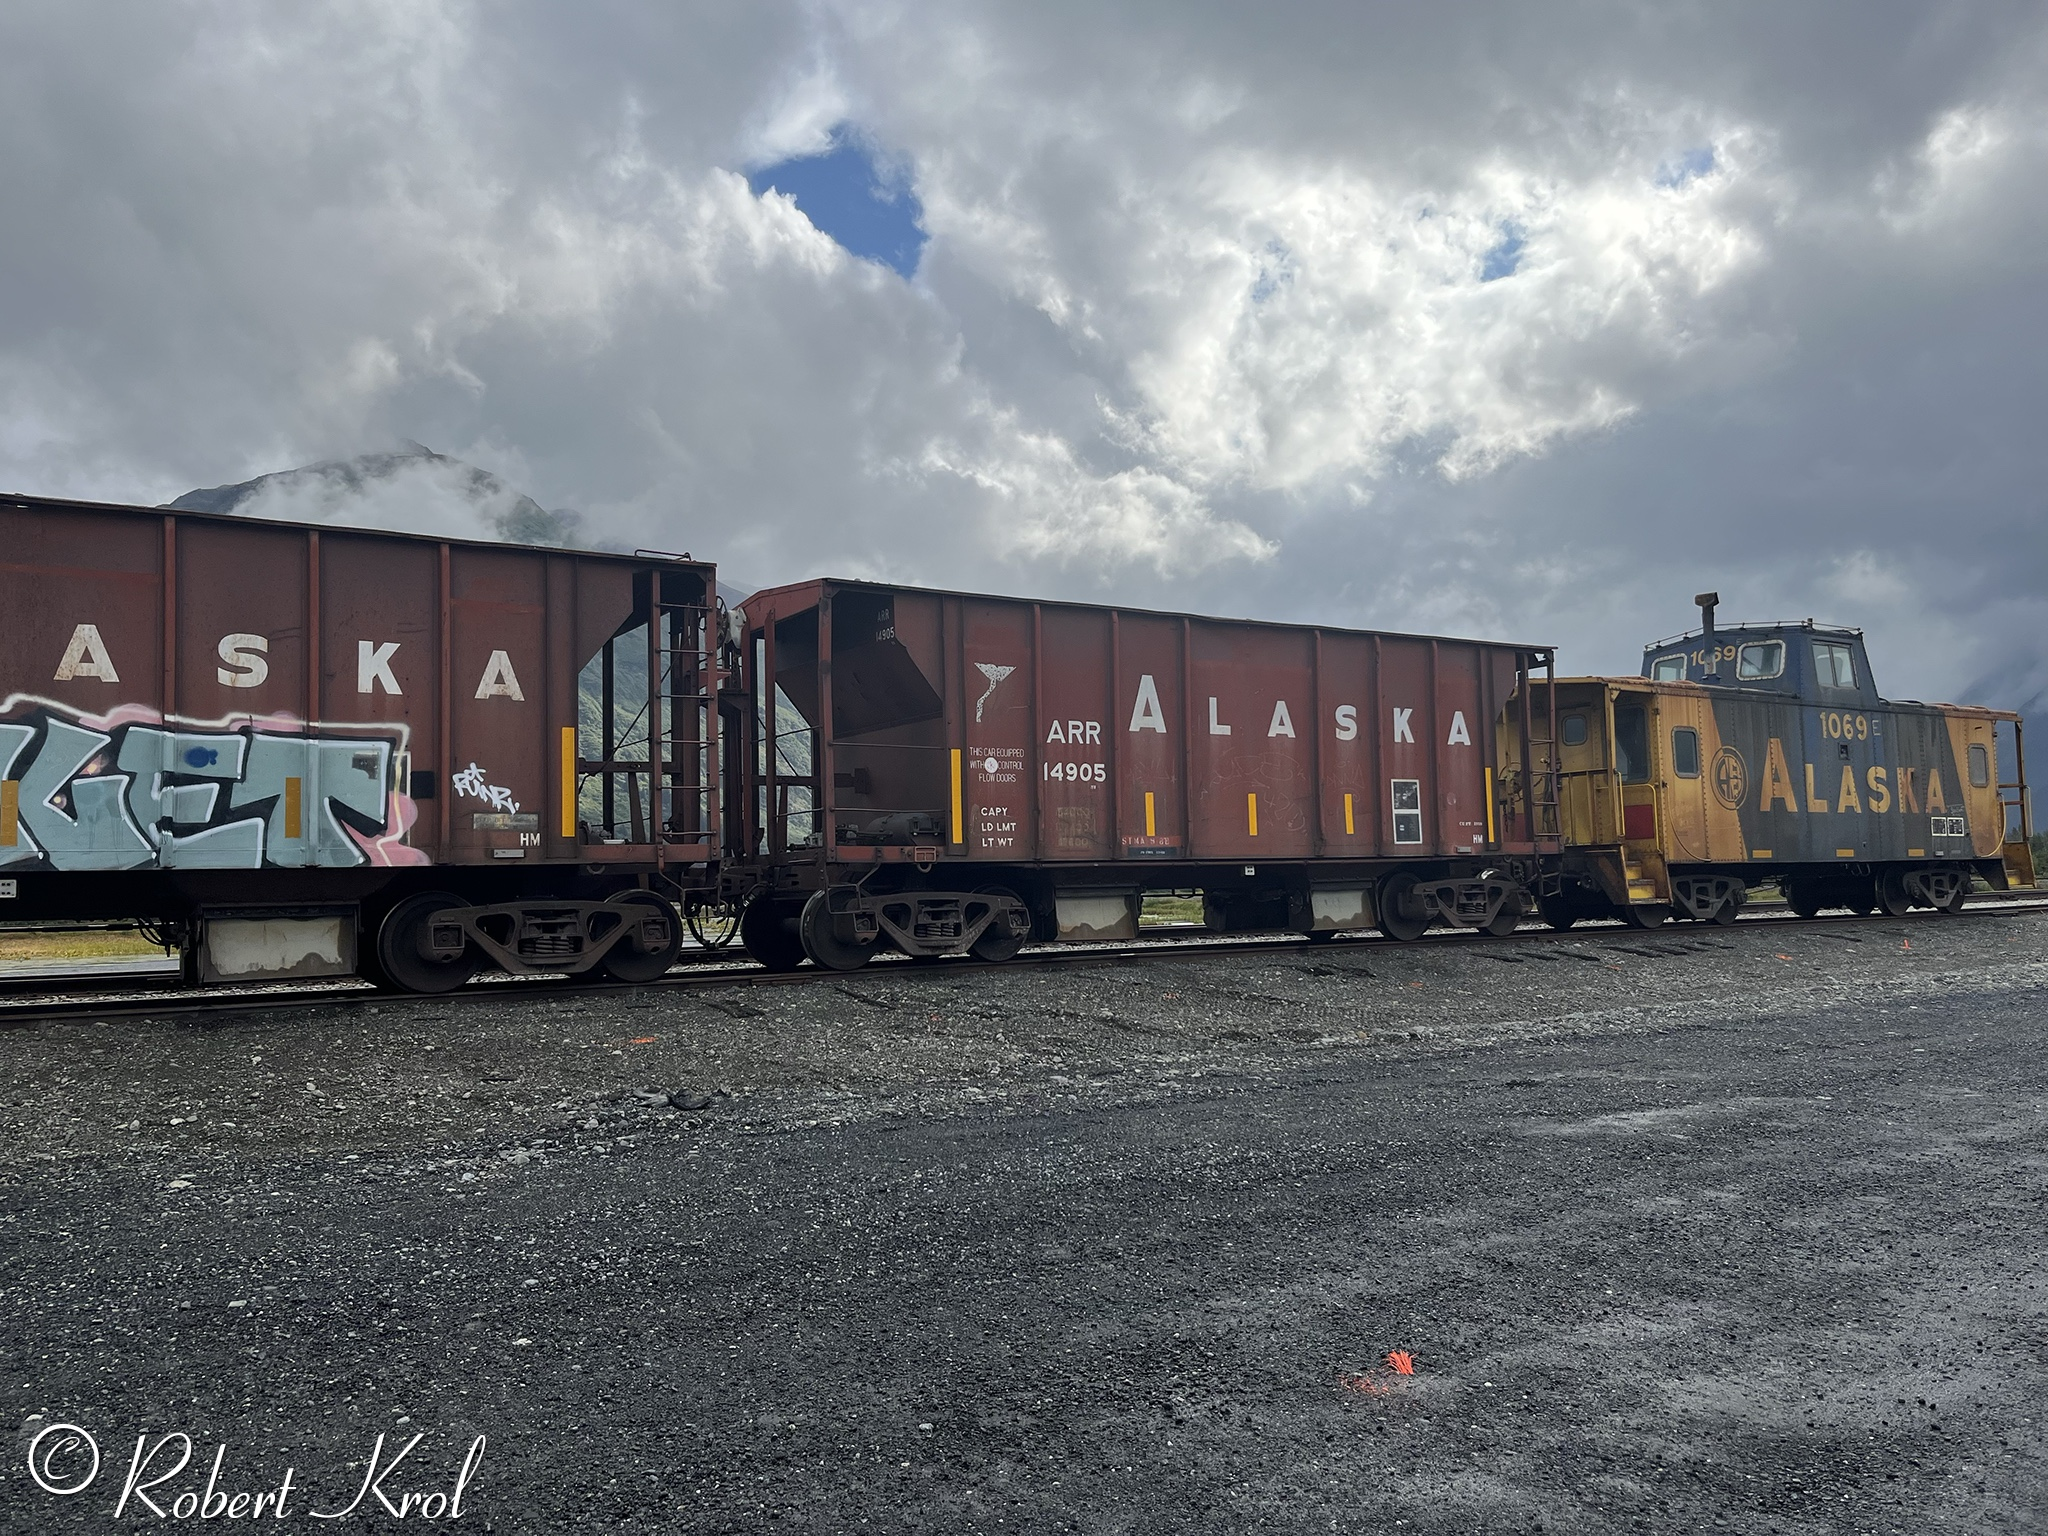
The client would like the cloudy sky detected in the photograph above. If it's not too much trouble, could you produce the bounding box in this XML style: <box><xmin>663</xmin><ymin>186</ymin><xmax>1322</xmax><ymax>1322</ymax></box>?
<box><xmin>2</xmin><ymin>1</ymin><xmax>2044</xmax><ymax>705</ymax></box>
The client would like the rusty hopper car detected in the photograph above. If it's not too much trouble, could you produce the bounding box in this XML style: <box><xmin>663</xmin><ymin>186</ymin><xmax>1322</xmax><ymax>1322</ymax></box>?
<box><xmin>1507</xmin><ymin>595</ymin><xmax>2034</xmax><ymax>929</ymax></box>
<box><xmin>0</xmin><ymin>493</ymin><xmax>722</xmax><ymax>990</ymax></box>
<box><xmin>721</xmin><ymin>578</ymin><xmax>1561</xmax><ymax>970</ymax></box>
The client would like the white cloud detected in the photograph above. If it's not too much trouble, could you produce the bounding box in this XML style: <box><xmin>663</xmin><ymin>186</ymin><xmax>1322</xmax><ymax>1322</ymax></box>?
<box><xmin>0</xmin><ymin>0</ymin><xmax>2044</xmax><ymax>706</ymax></box>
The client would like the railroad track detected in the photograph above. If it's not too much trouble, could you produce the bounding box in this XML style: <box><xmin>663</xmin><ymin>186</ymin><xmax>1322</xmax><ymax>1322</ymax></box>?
<box><xmin>6</xmin><ymin>891</ymin><xmax>2048</xmax><ymax>1027</ymax></box>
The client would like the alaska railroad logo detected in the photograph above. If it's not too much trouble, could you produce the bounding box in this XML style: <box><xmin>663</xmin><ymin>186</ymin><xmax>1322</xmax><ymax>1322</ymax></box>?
<box><xmin>1711</xmin><ymin>745</ymin><xmax>1747</xmax><ymax>809</ymax></box>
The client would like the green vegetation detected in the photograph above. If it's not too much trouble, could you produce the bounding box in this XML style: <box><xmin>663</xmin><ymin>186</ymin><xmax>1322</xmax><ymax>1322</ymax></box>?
<box><xmin>1140</xmin><ymin>894</ymin><xmax>1204</xmax><ymax>927</ymax></box>
<box><xmin>0</xmin><ymin>927</ymin><xmax>165</xmax><ymax>963</ymax></box>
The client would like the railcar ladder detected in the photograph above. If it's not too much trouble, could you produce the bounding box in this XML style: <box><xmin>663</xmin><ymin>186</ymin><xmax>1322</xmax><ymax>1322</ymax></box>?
<box><xmin>2000</xmin><ymin>715</ymin><xmax>2036</xmax><ymax>888</ymax></box>
<box><xmin>646</xmin><ymin>573</ymin><xmax>720</xmax><ymax>875</ymax></box>
<box><xmin>1519</xmin><ymin>648</ymin><xmax>1563</xmax><ymax>854</ymax></box>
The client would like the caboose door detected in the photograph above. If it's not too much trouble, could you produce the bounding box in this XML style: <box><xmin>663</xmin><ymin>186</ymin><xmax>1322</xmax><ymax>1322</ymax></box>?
<box><xmin>1656</xmin><ymin>692</ymin><xmax>1712</xmax><ymax>863</ymax></box>
<box><xmin>1552</xmin><ymin>683</ymin><xmax>1618</xmax><ymax>845</ymax></box>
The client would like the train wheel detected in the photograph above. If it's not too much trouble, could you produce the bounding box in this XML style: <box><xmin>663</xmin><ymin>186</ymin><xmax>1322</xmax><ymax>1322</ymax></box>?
<box><xmin>1710</xmin><ymin>893</ymin><xmax>1742</xmax><ymax>926</ymax></box>
<box><xmin>1376</xmin><ymin>873</ymin><xmax>1430</xmax><ymax>942</ymax></box>
<box><xmin>377</xmin><ymin>892</ymin><xmax>479</xmax><ymax>995</ymax></box>
<box><xmin>1845</xmin><ymin>881</ymin><xmax>1876</xmax><ymax>915</ymax></box>
<box><xmin>599</xmin><ymin>891</ymin><xmax>682</xmax><ymax>983</ymax></box>
<box><xmin>1876</xmin><ymin>867</ymin><xmax>1914</xmax><ymax>918</ymax></box>
<box><xmin>1539</xmin><ymin>898</ymin><xmax>1578</xmax><ymax>932</ymax></box>
<box><xmin>1484</xmin><ymin>898</ymin><xmax>1524</xmax><ymax>937</ymax></box>
<box><xmin>970</xmin><ymin>886</ymin><xmax>1029</xmax><ymax>963</ymax></box>
<box><xmin>739</xmin><ymin>895</ymin><xmax>807</xmax><ymax>972</ymax></box>
<box><xmin>1623</xmin><ymin>903</ymin><xmax>1668</xmax><ymax>930</ymax></box>
<box><xmin>1941</xmin><ymin>872</ymin><xmax>1971</xmax><ymax>914</ymax></box>
<box><xmin>1783</xmin><ymin>880</ymin><xmax>1823</xmax><ymax>918</ymax></box>
<box><xmin>799</xmin><ymin>890</ymin><xmax>877</xmax><ymax>972</ymax></box>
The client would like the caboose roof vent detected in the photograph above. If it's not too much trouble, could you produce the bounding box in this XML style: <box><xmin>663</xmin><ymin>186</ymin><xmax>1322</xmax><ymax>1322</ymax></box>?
<box><xmin>1694</xmin><ymin>591</ymin><xmax>1719</xmax><ymax>639</ymax></box>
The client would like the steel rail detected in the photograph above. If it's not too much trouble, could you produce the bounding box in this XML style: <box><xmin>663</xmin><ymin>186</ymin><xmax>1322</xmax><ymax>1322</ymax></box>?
<box><xmin>5</xmin><ymin>892</ymin><xmax>2048</xmax><ymax>1027</ymax></box>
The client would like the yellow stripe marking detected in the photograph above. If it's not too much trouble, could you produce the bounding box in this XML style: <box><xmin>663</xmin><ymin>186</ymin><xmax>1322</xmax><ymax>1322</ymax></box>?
<box><xmin>284</xmin><ymin>776</ymin><xmax>302</xmax><ymax>840</ymax></box>
<box><xmin>950</xmin><ymin>749</ymin><xmax>963</xmax><ymax>844</ymax></box>
<box><xmin>1835</xmin><ymin>847</ymin><xmax>1856</xmax><ymax>858</ymax></box>
<box><xmin>1247</xmin><ymin>792</ymin><xmax>1259</xmax><ymax>837</ymax></box>
<box><xmin>1751</xmin><ymin>848</ymin><xmax>1773</xmax><ymax>858</ymax></box>
<box><xmin>1343</xmin><ymin>792</ymin><xmax>1355</xmax><ymax>836</ymax></box>
<box><xmin>0</xmin><ymin>780</ymin><xmax>16</xmax><ymax>847</ymax></box>
<box><xmin>1144</xmin><ymin>790</ymin><xmax>1155</xmax><ymax>837</ymax></box>
<box><xmin>1907</xmin><ymin>847</ymin><xmax>1925</xmax><ymax>857</ymax></box>
<box><xmin>1484</xmin><ymin>767</ymin><xmax>1496</xmax><ymax>844</ymax></box>
<box><xmin>561</xmin><ymin>726</ymin><xmax>578</xmax><ymax>839</ymax></box>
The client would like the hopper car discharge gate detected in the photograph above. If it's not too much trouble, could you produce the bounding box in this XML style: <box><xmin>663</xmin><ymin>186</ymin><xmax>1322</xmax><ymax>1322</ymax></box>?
<box><xmin>718</xmin><ymin>578</ymin><xmax>1562</xmax><ymax>971</ymax></box>
<box><xmin>0</xmin><ymin>494</ymin><xmax>727</xmax><ymax>992</ymax></box>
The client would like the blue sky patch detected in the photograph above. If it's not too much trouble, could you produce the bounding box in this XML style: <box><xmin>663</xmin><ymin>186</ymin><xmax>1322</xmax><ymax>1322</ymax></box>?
<box><xmin>1480</xmin><ymin>224</ymin><xmax>1525</xmax><ymax>282</ymax></box>
<box><xmin>1657</xmin><ymin>146</ymin><xmax>1717</xmax><ymax>188</ymax></box>
<box><xmin>749</xmin><ymin>133</ymin><xmax>926</xmax><ymax>278</ymax></box>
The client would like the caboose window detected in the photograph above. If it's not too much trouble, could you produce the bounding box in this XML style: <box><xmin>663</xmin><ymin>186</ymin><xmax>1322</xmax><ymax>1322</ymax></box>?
<box><xmin>1615</xmin><ymin>705</ymin><xmax>1650</xmax><ymax>784</ymax></box>
<box><xmin>1969</xmin><ymin>743</ymin><xmax>1989</xmax><ymax>788</ymax></box>
<box><xmin>1561</xmin><ymin>712</ymin><xmax>1589</xmax><ymax>746</ymax></box>
<box><xmin>1736</xmin><ymin>641</ymin><xmax>1784</xmax><ymax>680</ymax></box>
<box><xmin>1813</xmin><ymin>641</ymin><xmax>1856</xmax><ymax>689</ymax></box>
<box><xmin>1671</xmin><ymin>727</ymin><xmax>1700</xmax><ymax>778</ymax></box>
<box><xmin>1652</xmin><ymin>656</ymin><xmax>1686</xmax><ymax>681</ymax></box>
<box><xmin>1391</xmin><ymin>779</ymin><xmax>1423</xmax><ymax>844</ymax></box>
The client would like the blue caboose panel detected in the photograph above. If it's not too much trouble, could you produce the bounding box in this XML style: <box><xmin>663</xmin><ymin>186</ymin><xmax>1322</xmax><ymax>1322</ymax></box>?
<box><xmin>1641</xmin><ymin>596</ymin><xmax>1880</xmax><ymax>710</ymax></box>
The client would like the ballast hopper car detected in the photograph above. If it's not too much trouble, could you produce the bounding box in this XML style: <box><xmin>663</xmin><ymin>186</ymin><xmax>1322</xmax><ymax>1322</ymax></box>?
<box><xmin>0</xmin><ymin>493</ymin><xmax>723</xmax><ymax>990</ymax></box>
<box><xmin>719</xmin><ymin>578</ymin><xmax>1563</xmax><ymax>970</ymax></box>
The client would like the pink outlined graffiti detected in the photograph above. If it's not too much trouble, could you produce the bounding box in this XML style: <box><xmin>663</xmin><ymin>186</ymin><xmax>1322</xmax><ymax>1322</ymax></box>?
<box><xmin>0</xmin><ymin>693</ymin><xmax>428</xmax><ymax>871</ymax></box>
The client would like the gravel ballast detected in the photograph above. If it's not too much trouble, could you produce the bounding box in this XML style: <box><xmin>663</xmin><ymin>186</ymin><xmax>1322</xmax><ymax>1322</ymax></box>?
<box><xmin>4</xmin><ymin>911</ymin><xmax>2046</xmax><ymax>1532</ymax></box>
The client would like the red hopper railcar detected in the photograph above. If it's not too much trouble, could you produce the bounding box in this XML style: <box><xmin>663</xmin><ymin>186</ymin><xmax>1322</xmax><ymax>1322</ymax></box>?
<box><xmin>0</xmin><ymin>494</ymin><xmax>721</xmax><ymax>989</ymax></box>
<box><xmin>721</xmin><ymin>578</ymin><xmax>1560</xmax><ymax>970</ymax></box>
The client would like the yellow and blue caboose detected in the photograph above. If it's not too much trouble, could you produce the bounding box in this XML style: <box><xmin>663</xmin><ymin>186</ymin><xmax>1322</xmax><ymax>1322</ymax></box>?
<box><xmin>1507</xmin><ymin>596</ymin><xmax>2035</xmax><ymax>929</ymax></box>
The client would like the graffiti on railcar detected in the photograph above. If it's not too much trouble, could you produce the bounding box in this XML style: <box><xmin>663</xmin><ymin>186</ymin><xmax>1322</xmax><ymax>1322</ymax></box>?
<box><xmin>0</xmin><ymin>695</ymin><xmax>426</xmax><ymax>871</ymax></box>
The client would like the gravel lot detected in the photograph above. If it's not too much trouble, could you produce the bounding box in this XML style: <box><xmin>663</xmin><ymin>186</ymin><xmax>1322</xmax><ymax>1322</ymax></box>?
<box><xmin>3</xmin><ymin>909</ymin><xmax>2046</xmax><ymax>1532</ymax></box>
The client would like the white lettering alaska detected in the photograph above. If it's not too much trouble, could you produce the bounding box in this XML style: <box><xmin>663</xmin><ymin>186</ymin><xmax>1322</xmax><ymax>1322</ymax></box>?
<box><xmin>1333</xmin><ymin>704</ymin><xmax>1358</xmax><ymax>741</ymax></box>
<box><xmin>1447</xmin><ymin>710</ymin><xmax>1471</xmax><ymax>745</ymax></box>
<box><xmin>216</xmin><ymin>634</ymin><xmax>269</xmax><ymax>689</ymax></box>
<box><xmin>1267</xmin><ymin>700</ymin><xmax>1295</xmax><ymax>738</ymax></box>
<box><xmin>1128</xmin><ymin>674</ymin><xmax>1166</xmax><ymax>734</ymax></box>
<box><xmin>1392</xmin><ymin>707</ymin><xmax>1414</xmax><ymax>743</ymax></box>
<box><xmin>474</xmin><ymin>650</ymin><xmax>524</xmax><ymax>701</ymax></box>
<box><xmin>357</xmin><ymin>641</ymin><xmax>401</xmax><ymax>696</ymax></box>
<box><xmin>54</xmin><ymin>624</ymin><xmax>119</xmax><ymax>683</ymax></box>
<box><xmin>1208</xmin><ymin>697</ymin><xmax>1231</xmax><ymax>736</ymax></box>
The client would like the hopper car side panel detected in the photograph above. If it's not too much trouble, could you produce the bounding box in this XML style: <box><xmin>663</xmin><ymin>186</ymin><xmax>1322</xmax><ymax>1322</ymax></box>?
<box><xmin>0</xmin><ymin>494</ymin><xmax>719</xmax><ymax>985</ymax></box>
<box><xmin>729</xmin><ymin>578</ymin><xmax>1555</xmax><ymax>960</ymax></box>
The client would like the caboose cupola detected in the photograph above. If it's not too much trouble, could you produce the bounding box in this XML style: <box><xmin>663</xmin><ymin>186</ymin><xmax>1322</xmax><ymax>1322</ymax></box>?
<box><xmin>1642</xmin><ymin>612</ymin><xmax>1881</xmax><ymax>707</ymax></box>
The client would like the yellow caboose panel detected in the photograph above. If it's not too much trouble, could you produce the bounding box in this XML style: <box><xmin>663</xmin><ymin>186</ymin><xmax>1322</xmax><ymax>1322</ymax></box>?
<box><xmin>1503</xmin><ymin>600</ymin><xmax>2031</xmax><ymax>928</ymax></box>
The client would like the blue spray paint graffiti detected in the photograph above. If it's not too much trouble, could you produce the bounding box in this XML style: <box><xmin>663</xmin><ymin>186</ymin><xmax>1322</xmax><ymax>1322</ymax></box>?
<box><xmin>0</xmin><ymin>697</ymin><xmax>424</xmax><ymax>870</ymax></box>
